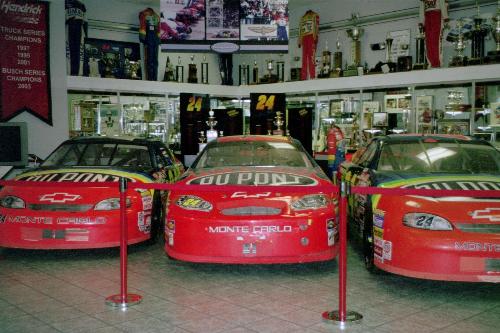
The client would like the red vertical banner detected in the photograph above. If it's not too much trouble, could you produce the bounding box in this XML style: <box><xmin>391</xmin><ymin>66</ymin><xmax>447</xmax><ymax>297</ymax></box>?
<box><xmin>0</xmin><ymin>0</ymin><xmax>52</xmax><ymax>124</ymax></box>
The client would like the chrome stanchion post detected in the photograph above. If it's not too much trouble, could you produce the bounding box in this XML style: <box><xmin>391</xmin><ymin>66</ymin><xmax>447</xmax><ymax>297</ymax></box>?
<box><xmin>106</xmin><ymin>177</ymin><xmax>142</xmax><ymax>308</ymax></box>
<box><xmin>322</xmin><ymin>181</ymin><xmax>362</xmax><ymax>327</ymax></box>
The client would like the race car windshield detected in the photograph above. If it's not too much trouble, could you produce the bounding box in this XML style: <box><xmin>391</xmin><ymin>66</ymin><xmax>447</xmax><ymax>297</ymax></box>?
<box><xmin>193</xmin><ymin>141</ymin><xmax>314</xmax><ymax>169</ymax></box>
<box><xmin>42</xmin><ymin>143</ymin><xmax>152</xmax><ymax>169</ymax></box>
<box><xmin>377</xmin><ymin>141</ymin><xmax>500</xmax><ymax>174</ymax></box>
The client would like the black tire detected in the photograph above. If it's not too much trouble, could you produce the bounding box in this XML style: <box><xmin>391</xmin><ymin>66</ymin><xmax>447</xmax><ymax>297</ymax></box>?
<box><xmin>146</xmin><ymin>193</ymin><xmax>165</xmax><ymax>245</ymax></box>
<box><xmin>362</xmin><ymin>206</ymin><xmax>375</xmax><ymax>272</ymax></box>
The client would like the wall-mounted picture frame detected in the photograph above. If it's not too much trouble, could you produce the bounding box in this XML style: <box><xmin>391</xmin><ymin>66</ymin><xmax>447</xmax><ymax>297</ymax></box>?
<box><xmin>373</xmin><ymin>112</ymin><xmax>388</xmax><ymax>126</ymax></box>
<box><xmin>416</xmin><ymin>95</ymin><xmax>433</xmax><ymax>132</ymax></box>
<box><xmin>490</xmin><ymin>102</ymin><xmax>500</xmax><ymax>126</ymax></box>
<box><xmin>329</xmin><ymin>100</ymin><xmax>342</xmax><ymax>116</ymax></box>
<box><xmin>362</xmin><ymin>101</ymin><xmax>379</xmax><ymax>113</ymax></box>
<box><xmin>384</xmin><ymin>94</ymin><xmax>410</xmax><ymax>113</ymax></box>
<box><xmin>437</xmin><ymin>120</ymin><xmax>470</xmax><ymax>135</ymax></box>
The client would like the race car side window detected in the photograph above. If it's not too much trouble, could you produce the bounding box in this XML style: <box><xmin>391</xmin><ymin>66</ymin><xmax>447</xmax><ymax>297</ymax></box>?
<box><xmin>357</xmin><ymin>142</ymin><xmax>378</xmax><ymax>167</ymax></box>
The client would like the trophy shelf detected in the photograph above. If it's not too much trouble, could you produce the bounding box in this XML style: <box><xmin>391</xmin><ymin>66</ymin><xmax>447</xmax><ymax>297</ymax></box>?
<box><xmin>67</xmin><ymin>64</ymin><xmax>500</xmax><ymax>96</ymax></box>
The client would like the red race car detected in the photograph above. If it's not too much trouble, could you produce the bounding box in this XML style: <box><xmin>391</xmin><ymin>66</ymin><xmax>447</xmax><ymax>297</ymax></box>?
<box><xmin>165</xmin><ymin>135</ymin><xmax>338</xmax><ymax>264</ymax></box>
<box><xmin>341</xmin><ymin>134</ymin><xmax>500</xmax><ymax>282</ymax></box>
<box><xmin>0</xmin><ymin>137</ymin><xmax>183</xmax><ymax>249</ymax></box>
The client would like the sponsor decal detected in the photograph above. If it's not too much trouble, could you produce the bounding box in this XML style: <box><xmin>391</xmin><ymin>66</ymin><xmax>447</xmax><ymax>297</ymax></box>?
<box><xmin>207</xmin><ymin>225</ymin><xmax>292</xmax><ymax>233</ymax></box>
<box><xmin>142</xmin><ymin>196</ymin><xmax>153</xmax><ymax>210</ymax></box>
<box><xmin>57</xmin><ymin>217</ymin><xmax>106</xmax><ymax>225</ymax></box>
<box><xmin>188</xmin><ymin>172</ymin><xmax>318</xmax><ymax>186</ymax></box>
<box><xmin>39</xmin><ymin>193</ymin><xmax>81</xmax><ymax>203</ymax></box>
<box><xmin>0</xmin><ymin>215</ymin><xmax>106</xmax><ymax>225</ymax></box>
<box><xmin>402</xmin><ymin>180</ymin><xmax>500</xmax><ymax>191</ymax></box>
<box><xmin>15</xmin><ymin>169</ymin><xmax>154</xmax><ymax>184</ymax></box>
<box><xmin>383</xmin><ymin>240</ymin><xmax>392</xmax><ymax>260</ymax></box>
<box><xmin>471</xmin><ymin>208</ymin><xmax>500</xmax><ymax>222</ymax></box>
<box><xmin>65</xmin><ymin>228</ymin><xmax>89</xmax><ymax>242</ymax></box>
<box><xmin>373</xmin><ymin>209</ymin><xmax>385</xmax><ymax>228</ymax></box>
<box><xmin>455</xmin><ymin>242</ymin><xmax>500</xmax><ymax>252</ymax></box>
<box><xmin>20</xmin><ymin>172</ymin><xmax>123</xmax><ymax>183</ymax></box>
<box><xmin>231</xmin><ymin>192</ymin><xmax>272</xmax><ymax>198</ymax></box>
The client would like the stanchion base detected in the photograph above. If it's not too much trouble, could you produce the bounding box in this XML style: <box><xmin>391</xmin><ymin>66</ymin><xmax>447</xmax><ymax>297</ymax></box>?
<box><xmin>322</xmin><ymin>310</ymin><xmax>363</xmax><ymax>325</ymax></box>
<box><xmin>105</xmin><ymin>294</ymin><xmax>142</xmax><ymax>308</ymax></box>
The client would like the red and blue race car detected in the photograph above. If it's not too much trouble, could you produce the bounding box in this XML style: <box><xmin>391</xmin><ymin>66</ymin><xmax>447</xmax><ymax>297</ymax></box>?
<box><xmin>341</xmin><ymin>134</ymin><xmax>500</xmax><ymax>282</ymax></box>
<box><xmin>0</xmin><ymin>136</ymin><xmax>183</xmax><ymax>249</ymax></box>
<box><xmin>165</xmin><ymin>135</ymin><xmax>338</xmax><ymax>264</ymax></box>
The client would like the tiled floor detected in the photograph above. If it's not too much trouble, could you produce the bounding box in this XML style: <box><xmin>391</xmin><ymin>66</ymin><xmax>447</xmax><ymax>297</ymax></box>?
<box><xmin>0</xmin><ymin>242</ymin><xmax>499</xmax><ymax>333</ymax></box>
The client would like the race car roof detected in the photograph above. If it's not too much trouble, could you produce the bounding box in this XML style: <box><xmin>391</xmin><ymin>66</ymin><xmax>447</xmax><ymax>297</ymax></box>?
<box><xmin>378</xmin><ymin>134</ymin><xmax>489</xmax><ymax>145</ymax></box>
<box><xmin>215</xmin><ymin>135</ymin><xmax>293</xmax><ymax>144</ymax></box>
<box><xmin>63</xmin><ymin>136</ymin><xmax>162</xmax><ymax>146</ymax></box>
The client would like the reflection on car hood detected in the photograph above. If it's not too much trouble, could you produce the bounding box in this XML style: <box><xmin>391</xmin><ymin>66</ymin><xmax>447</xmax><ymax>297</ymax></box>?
<box><xmin>14</xmin><ymin>167</ymin><xmax>154</xmax><ymax>183</ymax></box>
<box><xmin>183</xmin><ymin>166</ymin><xmax>328</xmax><ymax>186</ymax></box>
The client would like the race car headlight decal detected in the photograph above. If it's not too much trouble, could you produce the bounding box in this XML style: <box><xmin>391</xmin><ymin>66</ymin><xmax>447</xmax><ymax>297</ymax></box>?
<box><xmin>0</xmin><ymin>195</ymin><xmax>25</xmax><ymax>209</ymax></box>
<box><xmin>403</xmin><ymin>213</ymin><xmax>453</xmax><ymax>231</ymax></box>
<box><xmin>94</xmin><ymin>197</ymin><xmax>131</xmax><ymax>211</ymax></box>
<box><xmin>291</xmin><ymin>194</ymin><xmax>328</xmax><ymax>211</ymax></box>
<box><xmin>176</xmin><ymin>195</ymin><xmax>213</xmax><ymax>212</ymax></box>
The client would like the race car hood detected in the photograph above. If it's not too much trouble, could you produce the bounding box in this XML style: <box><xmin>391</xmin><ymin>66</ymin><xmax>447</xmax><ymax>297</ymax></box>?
<box><xmin>14</xmin><ymin>167</ymin><xmax>154</xmax><ymax>184</ymax></box>
<box><xmin>374</xmin><ymin>172</ymin><xmax>500</xmax><ymax>191</ymax></box>
<box><xmin>180</xmin><ymin>166</ymin><xmax>330</xmax><ymax>187</ymax></box>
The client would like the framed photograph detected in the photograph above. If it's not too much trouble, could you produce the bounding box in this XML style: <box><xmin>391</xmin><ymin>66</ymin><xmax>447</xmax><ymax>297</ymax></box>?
<box><xmin>373</xmin><ymin>112</ymin><xmax>388</xmax><ymax>127</ymax></box>
<box><xmin>490</xmin><ymin>102</ymin><xmax>500</xmax><ymax>126</ymax></box>
<box><xmin>384</xmin><ymin>94</ymin><xmax>410</xmax><ymax>113</ymax></box>
<box><xmin>330</xmin><ymin>100</ymin><xmax>342</xmax><ymax>116</ymax></box>
<box><xmin>437</xmin><ymin>120</ymin><xmax>470</xmax><ymax>135</ymax></box>
<box><xmin>387</xmin><ymin>29</ymin><xmax>411</xmax><ymax>59</ymax></box>
<box><xmin>362</xmin><ymin>101</ymin><xmax>379</xmax><ymax>114</ymax></box>
<box><xmin>416</xmin><ymin>95</ymin><xmax>433</xmax><ymax>131</ymax></box>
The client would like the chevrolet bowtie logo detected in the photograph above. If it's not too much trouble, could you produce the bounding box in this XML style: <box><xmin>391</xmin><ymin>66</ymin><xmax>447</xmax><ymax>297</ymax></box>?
<box><xmin>471</xmin><ymin>208</ymin><xmax>500</xmax><ymax>222</ymax></box>
<box><xmin>39</xmin><ymin>193</ymin><xmax>81</xmax><ymax>203</ymax></box>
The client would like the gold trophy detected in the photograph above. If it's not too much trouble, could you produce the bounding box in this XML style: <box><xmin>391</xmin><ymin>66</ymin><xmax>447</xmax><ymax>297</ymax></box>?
<box><xmin>201</xmin><ymin>55</ymin><xmax>209</xmax><ymax>84</ymax></box>
<box><xmin>345</xmin><ymin>14</ymin><xmax>364</xmax><ymax>77</ymax></box>
<box><xmin>449</xmin><ymin>19</ymin><xmax>468</xmax><ymax>67</ymax></box>
<box><xmin>273</xmin><ymin>111</ymin><xmax>285</xmax><ymax>136</ymax></box>
<box><xmin>332</xmin><ymin>37</ymin><xmax>343</xmax><ymax>77</ymax></box>
<box><xmin>176</xmin><ymin>56</ymin><xmax>184</xmax><ymax>83</ymax></box>
<box><xmin>413</xmin><ymin>23</ymin><xmax>428</xmax><ymax>69</ymax></box>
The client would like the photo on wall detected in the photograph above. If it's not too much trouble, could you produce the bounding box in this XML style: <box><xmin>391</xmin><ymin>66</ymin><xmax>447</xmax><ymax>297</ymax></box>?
<box><xmin>160</xmin><ymin>0</ymin><xmax>206</xmax><ymax>42</ymax></box>
<box><xmin>207</xmin><ymin>0</ymin><xmax>240</xmax><ymax>40</ymax></box>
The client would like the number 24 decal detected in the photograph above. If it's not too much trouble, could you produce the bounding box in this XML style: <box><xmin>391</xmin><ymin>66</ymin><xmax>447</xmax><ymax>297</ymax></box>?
<box><xmin>187</xmin><ymin>96</ymin><xmax>203</xmax><ymax>112</ymax></box>
<box><xmin>256</xmin><ymin>94</ymin><xmax>275</xmax><ymax>111</ymax></box>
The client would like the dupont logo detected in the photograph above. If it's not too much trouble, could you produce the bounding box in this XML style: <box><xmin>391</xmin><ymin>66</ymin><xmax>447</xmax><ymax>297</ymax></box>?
<box><xmin>471</xmin><ymin>208</ymin><xmax>500</xmax><ymax>222</ymax></box>
<box><xmin>39</xmin><ymin>193</ymin><xmax>81</xmax><ymax>203</ymax></box>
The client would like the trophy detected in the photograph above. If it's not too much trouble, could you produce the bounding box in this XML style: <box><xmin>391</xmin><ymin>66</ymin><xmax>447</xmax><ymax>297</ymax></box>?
<box><xmin>128</xmin><ymin>61</ymin><xmax>141</xmax><ymax>80</ymax></box>
<box><xmin>332</xmin><ymin>37</ymin><xmax>343</xmax><ymax>77</ymax></box>
<box><xmin>239</xmin><ymin>63</ymin><xmax>249</xmax><ymax>85</ymax></box>
<box><xmin>273</xmin><ymin>111</ymin><xmax>285</xmax><ymax>135</ymax></box>
<box><xmin>487</xmin><ymin>5</ymin><xmax>500</xmax><ymax>63</ymax></box>
<box><xmin>290</xmin><ymin>56</ymin><xmax>301</xmax><ymax>81</ymax></box>
<box><xmin>413</xmin><ymin>23</ymin><xmax>428</xmax><ymax>69</ymax></box>
<box><xmin>263</xmin><ymin>59</ymin><xmax>277</xmax><ymax>83</ymax></box>
<box><xmin>201</xmin><ymin>55</ymin><xmax>209</xmax><ymax>84</ymax></box>
<box><xmin>252</xmin><ymin>60</ymin><xmax>260</xmax><ymax>84</ymax></box>
<box><xmin>449</xmin><ymin>19</ymin><xmax>468</xmax><ymax>67</ymax></box>
<box><xmin>206</xmin><ymin>110</ymin><xmax>218</xmax><ymax>142</ymax></box>
<box><xmin>319</xmin><ymin>41</ymin><xmax>331</xmax><ymax>78</ymax></box>
<box><xmin>163</xmin><ymin>56</ymin><xmax>175</xmax><ymax>82</ymax></box>
<box><xmin>176</xmin><ymin>56</ymin><xmax>184</xmax><ymax>83</ymax></box>
<box><xmin>345</xmin><ymin>14</ymin><xmax>364</xmax><ymax>77</ymax></box>
<box><xmin>101</xmin><ymin>53</ymin><xmax>117</xmax><ymax>78</ymax></box>
<box><xmin>384</xmin><ymin>36</ymin><xmax>397</xmax><ymax>72</ymax></box>
<box><xmin>276</xmin><ymin>54</ymin><xmax>285</xmax><ymax>82</ymax></box>
<box><xmin>188</xmin><ymin>55</ymin><xmax>198</xmax><ymax>83</ymax></box>
<box><xmin>469</xmin><ymin>3</ymin><xmax>489</xmax><ymax>65</ymax></box>
<box><xmin>198</xmin><ymin>131</ymin><xmax>207</xmax><ymax>152</ymax></box>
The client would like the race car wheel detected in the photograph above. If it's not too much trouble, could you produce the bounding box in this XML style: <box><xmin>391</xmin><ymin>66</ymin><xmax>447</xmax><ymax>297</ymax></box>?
<box><xmin>363</xmin><ymin>207</ymin><xmax>375</xmax><ymax>272</ymax></box>
<box><xmin>147</xmin><ymin>193</ymin><xmax>164</xmax><ymax>245</ymax></box>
